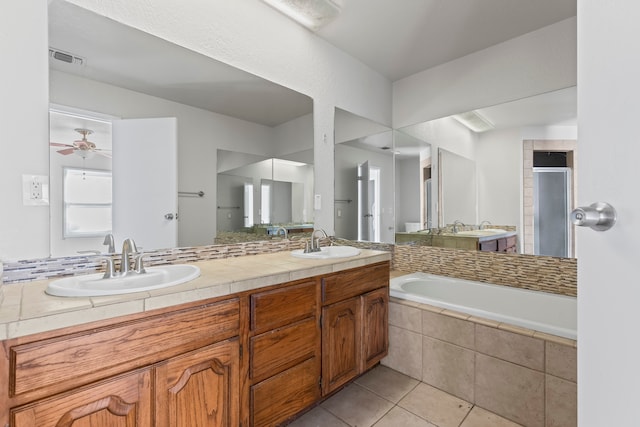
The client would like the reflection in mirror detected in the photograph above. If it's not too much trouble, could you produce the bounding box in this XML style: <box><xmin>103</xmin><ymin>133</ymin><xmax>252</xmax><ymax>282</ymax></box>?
<box><xmin>216</xmin><ymin>149</ymin><xmax>314</xmax><ymax>243</ymax></box>
<box><xmin>396</xmin><ymin>86</ymin><xmax>577</xmax><ymax>258</ymax></box>
<box><xmin>43</xmin><ymin>0</ymin><xmax>313</xmax><ymax>257</ymax></box>
<box><xmin>334</xmin><ymin>109</ymin><xmax>393</xmax><ymax>243</ymax></box>
<box><xmin>438</xmin><ymin>148</ymin><xmax>477</xmax><ymax>226</ymax></box>
<box><xmin>394</xmin><ymin>130</ymin><xmax>432</xmax><ymax>234</ymax></box>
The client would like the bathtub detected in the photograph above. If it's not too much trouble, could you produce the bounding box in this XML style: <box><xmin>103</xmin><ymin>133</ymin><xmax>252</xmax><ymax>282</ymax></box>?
<box><xmin>390</xmin><ymin>272</ymin><xmax>576</xmax><ymax>340</ymax></box>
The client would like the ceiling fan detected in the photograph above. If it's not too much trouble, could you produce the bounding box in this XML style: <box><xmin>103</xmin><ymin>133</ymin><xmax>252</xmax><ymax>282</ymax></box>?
<box><xmin>50</xmin><ymin>128</ymin><xmax>112</xmax><ymax>158</ymax></box>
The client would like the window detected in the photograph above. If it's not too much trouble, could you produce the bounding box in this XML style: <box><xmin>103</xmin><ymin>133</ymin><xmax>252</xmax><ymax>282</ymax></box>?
<box><xmin>63</xmin><ymin>168</ymin><xmax>112</xmax><ymax>237</ymax></box>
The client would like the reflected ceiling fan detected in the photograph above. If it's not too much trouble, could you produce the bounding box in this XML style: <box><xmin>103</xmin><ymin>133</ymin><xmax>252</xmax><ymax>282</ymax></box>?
<box><xmin>50</xmin><ymin>128</ymin><xmax>112</xmax><ymax>158</ymax></box>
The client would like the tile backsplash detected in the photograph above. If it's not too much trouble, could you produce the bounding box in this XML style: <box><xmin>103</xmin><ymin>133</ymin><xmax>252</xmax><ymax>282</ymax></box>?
<box><xmin>2</xmin><ymin>240</ymin><xmax>576</xmax><ymax>298</ymax></box>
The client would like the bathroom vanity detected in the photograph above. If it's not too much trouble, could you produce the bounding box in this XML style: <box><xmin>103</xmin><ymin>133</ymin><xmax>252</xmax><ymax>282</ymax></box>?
<box><xmin>0</xmin><ymin>250</ymin><xmax>389</xmax><ymax>426</ymax></box>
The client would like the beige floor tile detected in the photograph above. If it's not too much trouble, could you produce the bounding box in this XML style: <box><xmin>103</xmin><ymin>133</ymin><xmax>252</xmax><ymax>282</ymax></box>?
<box><xmin>355</xmin><ymin>365</ymin><xmax>419</xmax><ymax>403</ymax></box>
<box><xmin>398</xmin><ymin>382</ymin><xmax>472</xmax><ymax>427</ymax></box>
<box><xmin>321</xmin><ymin>383</ymin><xmax>395</xmax><ymax>427</ymax></box>
<box><xmin>373</xmin><ymin>406</ymin><xmax>437</xmax><ymax>427</ymax></box>
<box><xmin>288</xmin><ymin>406</ymin><xmax>349</xmax><ymax>427</ymax></box>
<box><xmin>460</xmin><ymin>406</ymin><xmax>523</xmax><ymax>427</ymax></box>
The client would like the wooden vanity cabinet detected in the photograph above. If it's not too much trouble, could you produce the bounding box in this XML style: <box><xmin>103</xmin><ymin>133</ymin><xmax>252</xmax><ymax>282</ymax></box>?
<box><xmin>249</xmin><ymin>279</ymin><xmax>321</xmax><ymax>427</ymax></box>
<box><xmin>321</xmin><ymin>262</ymin><xmax>389</xmax><ymax>395</ymax></box>
<box><xmin>2</xmin><ymin>260</ymin><xmax>390</xmax><ymax>427</ymax></box>
<box><xmin>3</xmin><ymin>298</ymin><xmax>241</xmax><ymax>427</ymax></box>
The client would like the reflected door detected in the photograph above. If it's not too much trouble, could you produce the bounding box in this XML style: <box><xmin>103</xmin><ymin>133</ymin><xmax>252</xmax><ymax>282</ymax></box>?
<box><xmin>358</xmin><ymin>161</ymin><xmax>374</xmax><ymax>241</ymax></box>
<box><xmin>112</xmin><ymin>117</ymin><xmax>177</xmax><ymax>250</ymax></box>
<box><xmin>533</xmin><ymin>167</ymin><xmax>571</xmax><ymax>257</ymax></box>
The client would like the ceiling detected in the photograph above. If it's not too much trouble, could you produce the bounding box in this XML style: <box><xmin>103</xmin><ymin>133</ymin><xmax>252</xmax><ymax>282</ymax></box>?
<box><xmin>316</xmin><ymin>0</ymin><xmax>576</xmax><ymax>81</ymax></box>
<box><xmin>49</xmin><ymin>0</ymin><xmax>576</xmax><ymax>129</ymax></box>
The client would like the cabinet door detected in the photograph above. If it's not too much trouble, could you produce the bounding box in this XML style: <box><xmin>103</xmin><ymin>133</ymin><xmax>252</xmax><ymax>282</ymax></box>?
<box><xmin>321</xmin><ymin>297</ymin><xmax>361</xmax><ymax>395</ymax></box>
<box><xmin>362</xmin><ymin>288</ymin><xmax>389</xmax><ymax>371</ymax></box>
<box><xmin>155</xmin><ymin>338</ymin><xmax>240</xmax><ymax>427</ymax></box>
<box><xmin>11</xmin><ymin>369</ymin><xmax>152</xmax><ymax>427</ymax></box>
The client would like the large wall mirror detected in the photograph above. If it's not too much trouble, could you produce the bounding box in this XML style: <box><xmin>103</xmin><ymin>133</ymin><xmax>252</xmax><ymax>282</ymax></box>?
<box><xmin>45</xmin><ymin>0</ymin><xmax>313</xmax><ymax>257</ymax></box>
<box><xmin>216</xmin><ymin>148</ymin><xmax>314</xmax><ymax>240</ymax></box>
<box><xmin>396</xmin><ymin>86</ymin><xmax>577</xmax><ymax>258</ymax></box>
<box><xmin>334</xmin><ymin>108</ymin><xmax>394</xmax><ymax>243</ymax></box>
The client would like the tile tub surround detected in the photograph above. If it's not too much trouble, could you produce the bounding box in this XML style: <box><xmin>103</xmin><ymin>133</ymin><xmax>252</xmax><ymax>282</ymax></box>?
<box><xmin>392</xmin><ymin>244</ymin><xmax>577</xmax><ymax>297</ymax></box>
<box><xmin>0</xmin><ymin>249</ymin><xmax>390</xmax><ymax>340</ymax></box>
<box><xmin>382</xmin><ymin>297</ymin><xmax>577</xmax><ymax>427</ymax></box>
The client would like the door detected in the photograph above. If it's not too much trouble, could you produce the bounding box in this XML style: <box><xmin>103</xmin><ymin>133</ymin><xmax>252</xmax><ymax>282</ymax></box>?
<box><xmin>533</xmin><ymin>167</ymin><xmax>571</xmax><ymax>257</ymax></box>
<box><xmin>357</xmin><ymin>161</ymin><xmax>373</xmax><ymax>241</ymax></box>
<box><xmin>112</xmin><ymin>117</ymin><xmax>177</xmax><ymax>251</ymax></box>
<box><xmin>243</xmin><ymin>182</ymin><xmax>254</xmax><ymax>227</ymax></box>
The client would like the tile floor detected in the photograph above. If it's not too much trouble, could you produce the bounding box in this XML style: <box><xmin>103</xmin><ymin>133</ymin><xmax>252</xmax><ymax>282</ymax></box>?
<box><xmin>288</xmin><ymin>365</ymin><xmax>522</xmax><ymax>427</ymax></box>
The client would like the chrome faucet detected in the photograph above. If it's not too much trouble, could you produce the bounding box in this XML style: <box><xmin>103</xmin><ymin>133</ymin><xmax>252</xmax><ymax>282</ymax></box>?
<box><xmin>274</xmin><ymin>227</ymin><xmax>288</xmax><ymax>239</ymax></box>
<box><xmin>103</xmin><ymin>233</ymin><xmax>116</xmax><ymax>253</ymax></box>
<box><xmin>478</xmin><ymin>220</ymin><xmax>492</xmax><ymax>230</ymax></box>
<box><xmin>309</xmin><ymin>229</ymin><xmax>328</xmax><ymax>252</ymax></box>
<box><xmin>452</xmin><ymin>220</ymin><xmax>465</xmax><ymax>233</ymax></box>
<box><xmin>120</xmin><ymin>238</ymin><xmax>138</xmax><ymax>275</ymax></box>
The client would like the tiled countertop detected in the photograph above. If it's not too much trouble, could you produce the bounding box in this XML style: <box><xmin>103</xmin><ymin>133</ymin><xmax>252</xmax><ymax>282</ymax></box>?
<box><xmin>0</xmin><ymin>249</ymin><xmax>391</xmax><ymax>340</ymax></box>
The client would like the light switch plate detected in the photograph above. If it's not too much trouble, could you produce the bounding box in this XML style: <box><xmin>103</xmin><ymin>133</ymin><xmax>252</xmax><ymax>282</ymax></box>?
<box><xmin>314</xmin><ymin>194</ymin><xmax>321</xmax><ymax>210</ymax></box>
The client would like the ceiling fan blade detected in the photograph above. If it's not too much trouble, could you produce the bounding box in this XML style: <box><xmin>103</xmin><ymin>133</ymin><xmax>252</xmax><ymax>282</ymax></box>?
<box><xmin>96</xmin><ymin>151</ymin><xmax>112</xmax><ymax>159</ymax></box>
<box><xmin>56</xmin><ymin>148</ymin><xmax>76</xmax><ymax>155</ymax></box>
<box><xmin>50</xmin><ymin>142</ymin><xmax>74</xmax><ymax>148</ymax></box>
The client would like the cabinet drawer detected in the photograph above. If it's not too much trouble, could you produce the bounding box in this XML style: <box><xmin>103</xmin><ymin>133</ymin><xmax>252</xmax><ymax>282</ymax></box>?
<box><xmin>251</xmin><ymin>280</ymin><xmax>317</xmax><ymax>334</ymax></box>
<box><xmin>10</xmin><ymin>298</ymin><xmax>239</xmax><ymax>398</ymax></box>
<box><xmin>250</xmin><ymin>317</ymin><xmax>319</xmax><ymax>383</ymax></box>
<box><xmin>479</xmin><ymin>239</ymin><xmax>498</xmax><ymax>252</ymax></box>
<box><xmin>322</xmin><ymin>262</ymin><xmax>389</xmax><ymax>306</ymax></box>
<box><xmin>251</xmin><ymin>357</ymin><xmax>320</xmax><ymax>427</ymax></box>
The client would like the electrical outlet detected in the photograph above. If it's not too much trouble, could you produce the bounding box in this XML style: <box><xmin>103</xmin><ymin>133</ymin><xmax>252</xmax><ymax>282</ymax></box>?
<box><xmin>23</xmin><ymin>174</ymin><xmax>49</xmax><ymax>206</ymax></box>
<box><xmin>31</xmin><ymin>179</ymin><xmax>42</xmax><ymax>200</ymax></box>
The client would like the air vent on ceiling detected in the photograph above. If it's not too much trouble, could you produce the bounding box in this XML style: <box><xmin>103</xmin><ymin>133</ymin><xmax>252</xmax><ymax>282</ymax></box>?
<box><xmin>49</xmin><ymin>48</ymin><xmax>85</xmax><ymax>66</ymax></box>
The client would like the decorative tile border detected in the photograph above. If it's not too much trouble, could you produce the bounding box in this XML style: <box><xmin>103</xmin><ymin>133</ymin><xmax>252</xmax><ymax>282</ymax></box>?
<box><xmin>0</xmin><ymin>237</ymin><xmax>394</xmax><ymax>285</ymax></box>
<box><xmin>2</xmin><ymin>239</ymin><xmax>575</xmax><ymax>298</ymax></box>
<box><xmin>392</xmin><ymin>245</ymin><xmax>577</xmax><ymax>297</ymax></box>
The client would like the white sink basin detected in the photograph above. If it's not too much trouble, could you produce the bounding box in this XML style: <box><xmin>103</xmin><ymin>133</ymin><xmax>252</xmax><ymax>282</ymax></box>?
<box><xmin>46</xmin><ymin>264</ymin><xmax>201</xmax><ymax>297</ymax></box>
<box><xmin>454</xmin><ymin>229</ymin><xmax>508</xmax><ymax>237</ymax></box>
<box><xmin>291</xmin><ymin>246</ymin><xmax>361</xmax><ymax>259</ymax></box>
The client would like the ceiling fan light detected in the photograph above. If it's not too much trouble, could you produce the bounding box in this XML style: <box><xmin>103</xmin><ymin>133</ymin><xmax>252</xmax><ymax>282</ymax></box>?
<box><xmin>261</xmin><ymin>0</ymin><xmax>342</xmax><ymax>31</ymax></box>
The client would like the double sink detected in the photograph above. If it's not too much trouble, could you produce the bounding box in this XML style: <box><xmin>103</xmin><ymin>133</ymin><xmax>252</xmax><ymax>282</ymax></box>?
<box><xmin>46</xmin><ymin>245</ymin><xmax>360</xmax><ymax>298</ymax></box>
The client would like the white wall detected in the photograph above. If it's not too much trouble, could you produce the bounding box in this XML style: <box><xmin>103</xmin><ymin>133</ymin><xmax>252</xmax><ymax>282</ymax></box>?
<box><xmin>0</xmin><ymin>0</ymin><xmax>49</xmax><ymax>260</ymax></box>
<box><xmin>578</xmin><ymin>1</ymin><xmax>640</xmax><ymax>424</ymax></box>
<box><xmin>476</xmin><ymin>128</ymin><xmax>522</xmax><ymax>230</ymax></box>
<box><xmin>393</xmin><ymin>17</ymin><xmax>577</xmax><ymax>128</ymax></box>
<box><xmin>395</xmin><ymin>157</ymin><xmax>421</xmax><ymax>231</ymax></box>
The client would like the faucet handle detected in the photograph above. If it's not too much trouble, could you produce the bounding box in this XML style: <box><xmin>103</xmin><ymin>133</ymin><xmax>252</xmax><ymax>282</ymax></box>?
<box><xmin>133</xmin><ymin>253</ymin><xmax>147</xmax><ymax>274</ymax></box>
<box><xmin>100</xmin><ymin>256</ymin><xmax>116</xmax><ymax>279</ymax></box>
